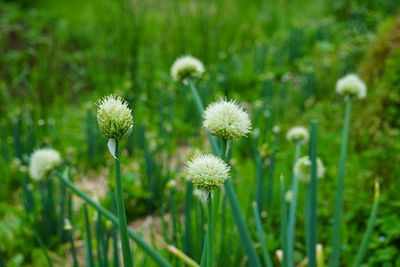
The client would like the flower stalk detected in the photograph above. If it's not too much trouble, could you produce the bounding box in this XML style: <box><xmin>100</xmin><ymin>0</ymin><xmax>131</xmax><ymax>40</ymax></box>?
<box><xmin>114</xmin><ymin>141</ymin><xmax>134</xmax><ymax>267</ymax></box>
<box><xmin>330</xmin><ymin>97</ymin><xmax>352</xmax><ymax>267</ymax></box>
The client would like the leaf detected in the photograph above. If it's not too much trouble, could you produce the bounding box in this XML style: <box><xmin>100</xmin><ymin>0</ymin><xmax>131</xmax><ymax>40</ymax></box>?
<box><xmin>107</xmin><ymin>139</ymin><xmax>117</xmax><ymax>159</ymax></box>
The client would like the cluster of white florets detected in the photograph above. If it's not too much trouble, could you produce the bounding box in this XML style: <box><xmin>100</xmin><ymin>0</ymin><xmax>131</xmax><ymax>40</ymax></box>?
<box><xmin>96</xmin><ymin>95</ymin><xmax>134</xmax><ymax>141</ymax></box>
<box><xmin>171</xmin><ymin>56</ymin><xmax>205</xmax><ymax>83</ymax></box>
<box><xmin>294</xmin><ymin>156</ymin><xmax>325</xmax><ymax>183</ymax></box>
<box><xmin>336</xmin><ymin>74</ymin><xmax>367</xmax><ymax>99</ymax></box>
<box><xmin>203</xmin><ymin>99</ymin><xmax>251</xmax><ymax>140</ymax></box>
<box><xmin>286</xmin><ymin>126</ymin><xmax>309</xmax><ymax>145</ymax></box>
<box><xmin>186</xmin><ymin>154</ymin><xmax>230</xmax><ymax>192</ymax></box>
<box><xmin>29</xmin><ymin>148</ymin><xmax>62</xmax><ymax>181</ymax></box>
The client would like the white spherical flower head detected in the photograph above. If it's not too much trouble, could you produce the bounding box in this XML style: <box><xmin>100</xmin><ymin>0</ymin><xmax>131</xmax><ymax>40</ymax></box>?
<box><xmin>171</xmin><ymin>55</ymin><xmax>205</xmax><ymax>83</ymax></box>
<box><xmin>285</xmin><ymin>190</ymin><xmax>293</xmax><ymax>203</ymax></box>
<box><xmin>336</xmin><ymin>74</ymin><xmax>367</xmax><ymax>99</ymax></box>
<box><xmin>97</xmin><ymin>95</ymin><xmax>134</xmax><ymax>141</ymax></box>
<box><xmin>294</xmin><ymin>156</ymin><xmax>325</xmax><ymax>183</ymax></box>
<box><xmin>286</xmin><ymin>126</ymin><xmax>309</xmax><ymax>145</ymax></box>
<box><xmin>29</xmin><ymin>148</ymin><xmax>62</xmax><ymax>181</ymax></box>
<box><xmin>166</xmin><ymin>179</ymin><xmax>177</xmax><ymax>189</ymax></box>
<box><xmin>203</xmin><ymin>99</ymin><xmax>251</xmax><ymax>140</ymax></box>
<box><xmin>186</xmin><ymin>154</ymin><xmax>230</xmax><ymax>192</ymax></box>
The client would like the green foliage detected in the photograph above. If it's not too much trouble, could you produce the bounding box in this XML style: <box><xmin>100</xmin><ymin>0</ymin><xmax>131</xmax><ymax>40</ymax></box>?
<box><xmin>0</xmin><ymin>0</ymin><xmax>399</xmax><ymax>266</ymax></box>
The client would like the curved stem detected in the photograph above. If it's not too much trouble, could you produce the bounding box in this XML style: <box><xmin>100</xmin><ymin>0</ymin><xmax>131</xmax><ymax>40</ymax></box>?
<box><xmin>187</xmin><ymin>79</ymin><xmax>219</xmax><ymax>155</ymax></box>
<box><xmin>352</xmin><ymin>180</ymin><xmax>380</xmax><ymax>267</ymax></box>
<box><xmin>114</xmin><ymin>141</ymin><xmax>134</xmax><ymax>267</ymax></box>
<box><xmin>331</xmin><ymin>97</ymin><xmax>352</xmax><ymax>267</ymax></box>
<box><xmin>55</xmin><ymin>171</ymin><xmax>172</xmax><ymax>267</ymax></box>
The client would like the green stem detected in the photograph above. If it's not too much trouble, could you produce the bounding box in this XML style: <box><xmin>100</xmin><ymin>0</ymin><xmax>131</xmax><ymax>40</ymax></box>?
<box><xmin>266</xmin><ymin>132</ymin><xmax>278</xmax><ymax>216</ymax></box>
<box><xmin>32</xmin><ymin>225</ymin><xmax>53</xmax><ymax>267</ymax></box>
<box><xmin>112</xmin><ymin>194</ymin><xmax>120</xmax><ymax>267</ymax></box>
<box><xmin>84</xmin><ymin>205</ymin><xmax>95</xmax><ymax>267</ymax></box>
<box><xmin>352</xmin><ymin>181</ymin><xmax>380</xmax><ymax>267</ymax></box>
<box><xmin>212</xmin><ymin>139</ymin><xmax>227</xmax><ymax>237</ymax></box>
<box><xmin>207</xmin><ymin>193</ymin><xmax>214</xmax><ymax>267</ymax></box>
<box><xmin>184</xmin><ymin>182</ymin><xmax>193</xmax><ymax>258</ymax></box>
<box><xmin>280</xmin><ymin>176</ymin><xmax>288</xmax><ymax>267</ymax></box>
<box><xmin>252</xmin><ymin>202</ymin><xmax>273</xmax><ymax>267</ymax></box>
<box><xmin>55</xmin><ymin>171</ymin><xmax>172</xmax><ymax>267</ymax></box>
<box><xmin>187</xmin><ymin>79</ymin><xmax>219</xmax><ymax>155</ymax></box>
<box><xmin>224</xmin><ymin>179</ymin><xmax>262</xmax><ymax>267</ymax></box>
<box><xmin>308</xmin><ymin>121</ymin><xmax>318</xmax><ymax>267</ymax></box>
<box><xmin>68</xmin><ymin>229</ymin><xmax>78</xmax><ymax>267</ymax></box>
<box><xmin>331</xmin><ymin>97</ymin><xmax>352</xmax><ymax>267</ymax></box>
<box><xmin>200</xmin><ymin>231</ymin><xmax>207</xmax><ymax>267</ymax></box>
<box><xmin>255</xmin><ymin>155</ymin><xmax>264</xmax><ymax>214</ymax></box>
<box><xmin>115</xmin><ymin>141</ymin><xmax>134</xmax><ymax>267</ymax></box>
<box><xmin>287</xmin><ymin>140</ymin><xmax>301</xmax><ymax>267</ymax></box>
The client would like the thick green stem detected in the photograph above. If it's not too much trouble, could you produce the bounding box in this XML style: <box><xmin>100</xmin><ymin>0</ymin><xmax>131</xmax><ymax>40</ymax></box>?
<box><xmin>55</xmin><ymin>171</ymin><xmax>172</xmax><ymax>267</ymax></box>
<box><xmin>331</xmin><ymin>97</ymin><xmax>352</xmax><ymax>267</ymax></box>
<box><xmin>287</xmin><ymin>140</ymin><xmax>301</xmax><ymax>267</ymax></box>
<box><xmin>114</xmin><ymin>141</ymin><xmax>134</xmax><ymax>267</ymax></box>
<box><xmin>308</xmin><ymin>121</ymin><xmax>318</xmax><ymax>267</ymax></box>
<box><xmin>224</xmin><ymin>179</ymin><xmax>262</xmax><ymax>267</ymax></box>
<box><xmin>207</xmin><ymin>194</ymin><xmax>214</xmax><ymax>267</ymax></box>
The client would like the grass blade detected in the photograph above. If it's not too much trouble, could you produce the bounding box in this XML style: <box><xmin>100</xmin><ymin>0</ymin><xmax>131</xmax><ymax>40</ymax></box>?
<box><xmin>352</xmin><ymin>180</ymin><xmax>380</xmax><ymax>267</ymax></box>
<box><xmin>84</xmin><ymin>205</ymin><xmax>95</xmax><ymax>267</ymax></box>
<box><xmin>224</xmin><ymin>179</ymin><xmax>262</xmax><ymax>267</ymax></box>
<box><xmin>252</xmin><ymin>202</ymin><xmax>273</xmax><ymax>267</ymax></box>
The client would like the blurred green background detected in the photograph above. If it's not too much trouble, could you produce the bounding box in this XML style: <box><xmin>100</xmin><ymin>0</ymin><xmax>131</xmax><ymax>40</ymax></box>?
<box><xmin>1</xmin><ymin>0</ymin><xmax>400</xmax><ymax>266</ymax></box>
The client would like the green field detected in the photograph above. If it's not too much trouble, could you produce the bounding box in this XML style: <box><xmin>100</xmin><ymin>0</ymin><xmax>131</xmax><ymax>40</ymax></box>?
<box><xmin>1</xmin><ymin>0</ymin><xmax>400</xmax><ymax>266</ymax></box>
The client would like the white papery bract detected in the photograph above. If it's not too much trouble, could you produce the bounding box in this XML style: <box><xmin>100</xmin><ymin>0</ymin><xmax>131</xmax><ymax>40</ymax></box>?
<box><xmin>336</xmin><ymin>74</ymin><xmax>367</xmax><ymax>99</ymax></box>
<box><xmin>294</xmin><ymin>156</ymin><xmax>325</xmax><ymax>183</ymax></box>
<box><xmin>29</xmin><ymin>148</ymin><xmax>62</xmax><ymax>181</ymax></box>
<box><xmin>171</xmin><ymin>55</ymin><xmax>205</xmax><ymax>83</ymax></box>
<box><xmin>286</xmin><ymin>126</ymin><xmax>309</xmax><ymax>145</ymax></box>
<box><xmin>186</xmin><ymin>154</ymin><xmax>230</xmax><ymax>192</ymax></box>
<box><xmin>203</xmin><ymin>99</ymin><xmax>251</xmax><ymax>140</ymax></box>
<box><xmin>96</xmin><ymin>95</ymin><xmax>133</xmax><ymax>141</ymax></box>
